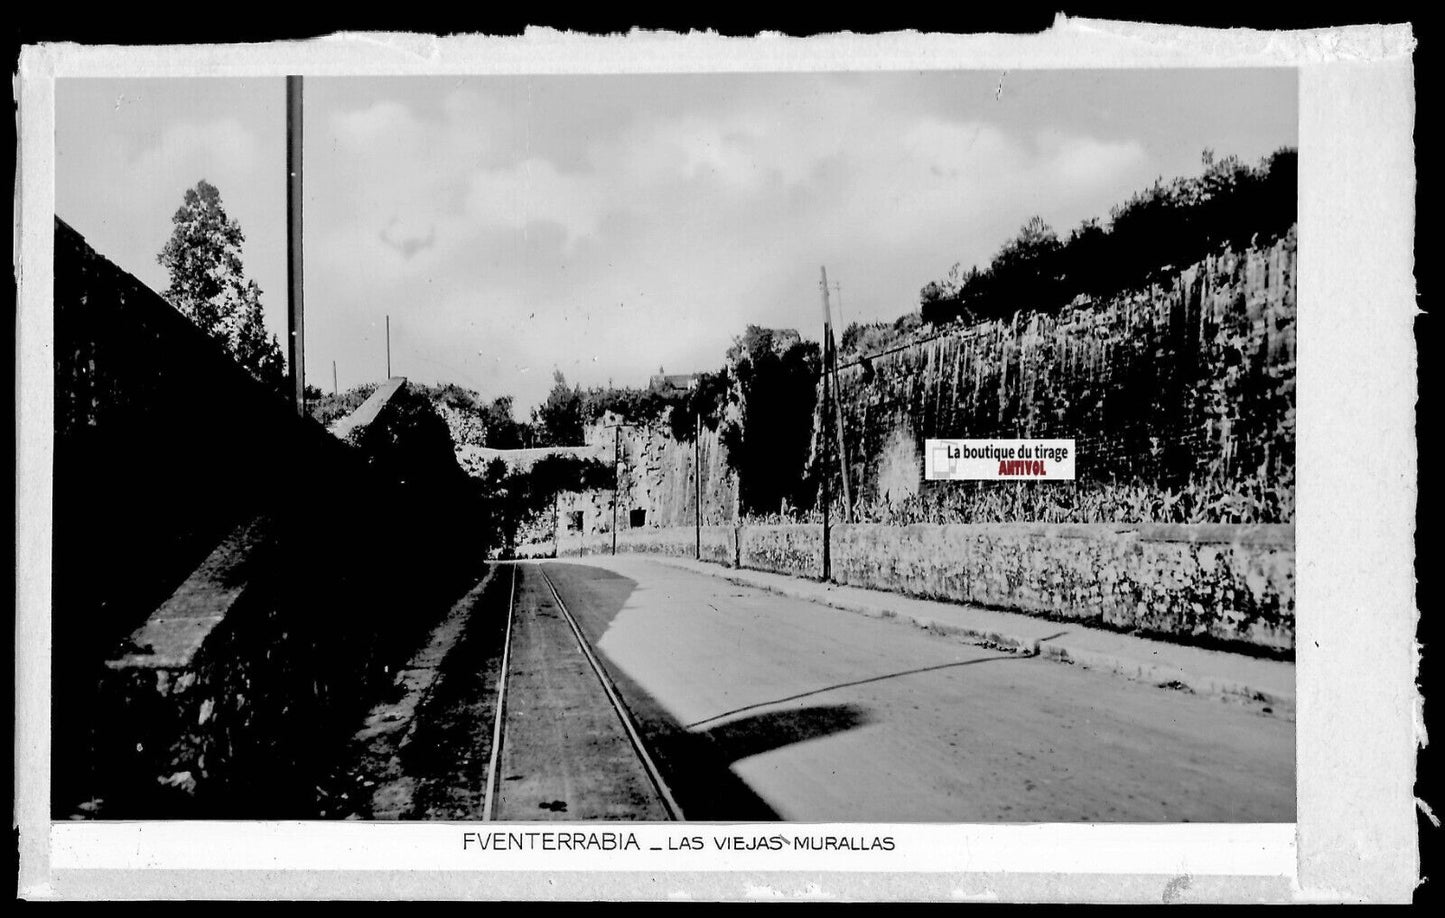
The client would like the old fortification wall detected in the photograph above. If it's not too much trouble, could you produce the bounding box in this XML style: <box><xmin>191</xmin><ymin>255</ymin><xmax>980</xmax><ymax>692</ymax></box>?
<box><xmin>568</xmin><ymin>522</ymin><xmax>1294</xmax><ymax>654</ymax></box>
<box><xmin>55</xmin><ymin>218</ymin><xmax>481</xmax><ymax>817</ymax></box>
<box><xmin>818</xmin><ymin>230</ymin><xmax>1297</xmax><ymax>516</ymax></box>
<box><xmin>587</xmin><ymin>414</ymin><xmax>739</xmax><ymax>529</ymax></box>
<box><xmin>453</xmin><ymin>412</ymin><xmax>738</xmax><ymax>556</ymax></box>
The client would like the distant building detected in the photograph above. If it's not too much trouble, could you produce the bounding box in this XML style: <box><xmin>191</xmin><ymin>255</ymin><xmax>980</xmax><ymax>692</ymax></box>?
<box><xmin>648</xmin><ymin>373</ymin><xmax>700</xmax><ymax>393</ymax></box>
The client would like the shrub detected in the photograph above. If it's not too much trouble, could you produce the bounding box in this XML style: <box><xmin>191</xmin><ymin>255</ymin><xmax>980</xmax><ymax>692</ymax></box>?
<box><xmin>918</xmin><ymin>147</ymin><xmax>1297</xmax><ymax>327</ymax></box>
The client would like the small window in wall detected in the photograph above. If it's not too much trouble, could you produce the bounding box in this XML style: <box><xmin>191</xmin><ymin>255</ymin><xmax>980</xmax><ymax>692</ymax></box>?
<box><xmin>629</xmin><ymin>508</ymin><xmax>647</xmax><ymax>529</ymax></box>
<box><xmin>567</xmin><ymin>511</ymin><xmax>584</xmax><ymax>532</ymax></box>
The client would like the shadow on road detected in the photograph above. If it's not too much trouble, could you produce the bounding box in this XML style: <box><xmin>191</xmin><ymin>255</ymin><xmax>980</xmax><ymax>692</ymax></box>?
<box><xmin>539</xmin><ymin>561</ymin><xmax>800</xmax><ymax>820</ymax></box>
<box><xmin>538</xmin><ymin>561</ymin><xmax>1036</xmax><ymax>821</ymax></box>
<box><xmin>685</xmin><ymin>656</ymin><xmax>1025</xmax><ymax>730</ymax></box>
<box><xmin>697</xmin><ymin>702</ymin><xmax>873</xmax><ymax>763</ymax></box>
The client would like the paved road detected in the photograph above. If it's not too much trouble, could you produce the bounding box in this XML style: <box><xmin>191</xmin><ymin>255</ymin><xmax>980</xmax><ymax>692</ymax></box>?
<box><xmin>539</xmin><ymin>556</ymin><xmax>1295</xmax><ymax>823</ymax></box>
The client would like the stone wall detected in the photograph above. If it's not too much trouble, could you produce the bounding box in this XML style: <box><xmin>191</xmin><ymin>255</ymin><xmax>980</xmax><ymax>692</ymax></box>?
<box><xmin>739</xmin><ymin>524</ymin><xmax>826</xmax><ymax>579</ymax></box>
<box><xmin>512</xmin><ymin>487</ymin><xmax>616</xmax><ymax>552</ymax></box>
<box><xmin>829</xmin><ymin>523</ymin><xmax>1293</xmax><ymax>653</ymax></box>
<box><xmin>587</xmin><ymin>413</ymin><xmax>739</xmax><ymax>528</ymax></box>
<box><xmin>54</xmin><ymin>217</ymin><xmax>483</xmax><ymax>817</ymax></box>
<box><xmin>53</xmin><ymin>217</ymin><xmax>329</xmax><ymax>669</ymax></box>
<box><xmin>598</xmin><ymin>522</ymin><xmax>1294</xmax><ymax>654</ymax></box>
<box><xmin>560</xmin><ymin>525</ymin><xmax>737</xmax><ymax>566</ymax></box>
<box><xmin>86</xmin><ymin>378</ymin><xmax>485</xmax><ymax>817</ymax></box>
<box><xmin>816</xmin><ymin>230</ymin><xmax>1297</xmax><ymax>516</ymax></box>
<box><xmin>88</xmin><ymin>379</ymin><xmax>483</xmax><ymax>817</ymax></box>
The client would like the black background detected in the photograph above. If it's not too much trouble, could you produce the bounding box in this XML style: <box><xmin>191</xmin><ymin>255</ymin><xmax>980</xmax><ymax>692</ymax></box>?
<box><xmin>9</xmin><ymin>5</ymin><xmax>1433</xmax><ymax>906</ymax></box>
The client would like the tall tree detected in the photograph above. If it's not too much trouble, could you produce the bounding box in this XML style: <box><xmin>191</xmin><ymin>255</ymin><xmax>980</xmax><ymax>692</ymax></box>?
<box><xmin>723</xmin><ymin>328</ymin><xmax>820</xmax><ymax>515</ymax></box>
<box><xmin>531</xmin><ymin>370</ymin><xmax>585</xmax><ymax>447</ymax></box>
<box><xmin>157</xmin><ymin>179</ymin><xmax>286</xmax><ymax>389</ymax></box>
<box><xmin>481</xmin><ymin>395</ymin><xmax>526</xmax><ymax>449</ymax></box>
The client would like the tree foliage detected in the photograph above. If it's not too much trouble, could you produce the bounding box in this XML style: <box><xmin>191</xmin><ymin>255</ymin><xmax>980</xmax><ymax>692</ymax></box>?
<box><xmin>157</xmin><ymin>180</ymin><xmax>286</xmax><ymax>389</ymax></box>
<box><xmin>724</xmin><ymin>325</ymin><xmax>821</xmax><ymax>515</ymax></box>
<box><xmin>531</xmin><ymin>370</ymin><xmax>586</xmax><ymax>447</ymax></box>
<box><xmin>476</xmin><ymin>395</ymin><xmax>527</xmax><ymax>450</ymax></box>
<box><xmin>919</xmin><ymin>147</ymin><xmax>1297</xmax><ymax>325</ymax></box>
<box><xmin>578</xmin><ymin>385</ymin><xmax>678</xmax><ymax>428</ymax></box>
<box><xmin>840</xmin><ymin>311</ymin><xmax>924</xmax><ymax>360</ymax></box>
<box><xmin>666</xmin><ymin>368</ymin><xmax>731</xmax><ymax>443</ymax></box>
<box><xmin>570</xmin><ymin>369</ymin><xmax>732</xmax><ymax>443</ymax></box>
<box><xmin>410</xmin><ymin>382</ymin><xmax>528</xmax><ymax>449</ymax></box>
<box><xmin>476</xmin><ymin>453</ymin><xmax>616</xmax><ymax>554</ymax></box>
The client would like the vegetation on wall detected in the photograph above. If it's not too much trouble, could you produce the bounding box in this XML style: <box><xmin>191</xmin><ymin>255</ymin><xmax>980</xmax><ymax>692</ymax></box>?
<box><xmin>723</xmin><ymin>326</ymin><xmax>821</xmax><ymax>516</ymax></box>
<box><xmin>828</xmin><ymin>148</ymin><xmax>1298</xmax><ymax>364</ymax></box>
<box><xmin>919</xmin><ymin>148</ymin><xmax>1297</xmax><ymax>326</ymax></box>
<box><xmin>476</xmin><ymin>453</ymin><xmax>617</xmax><ymax>555</ymax></box>
<box><xmin>664</xmin><ymin>368</ymin><xmax>731</xmax><ymax>443</ymax></box>
<box><xmin>839</xmin><ymin>312</ymin><xmax>924</xmax><ymax>362</ymax></box>
<box><xmin>319</xmin><ymin>141</ymin><xmax>1297</xmax><ymax>531</ymax></box>
<box><xmin>306</xmin><ymin>383</ymin><xmax>379</xmax><ymax>428</ymax></box>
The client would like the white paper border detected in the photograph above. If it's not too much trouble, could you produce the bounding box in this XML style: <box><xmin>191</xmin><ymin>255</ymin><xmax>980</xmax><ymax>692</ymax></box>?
<box><xmin>15</xmin><ymin>20</ymin><xmax>1419</xmax><ymax>902</ymax></box>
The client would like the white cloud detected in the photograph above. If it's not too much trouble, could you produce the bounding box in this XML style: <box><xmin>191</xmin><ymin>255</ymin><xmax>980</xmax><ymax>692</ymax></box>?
<box><xmin>56</xmin><ymin>73</ymin><xmax>1294</xmax><ymax>406</ymax></box>
<box><xmin>305</xmin><ymin>87</ymin><xmax>1165</xmax><ymax>410</ymax></box>
<box><xmin>130</xmin><ymin>118</ymin><xmax>260</xmax><ymax>183</ymax></box>
<box><xmin>1039</xmin><ymin>133</ymin><xmax>1150</xmax><ymax>189</ymax></box>
<box><xmin>465</xmin><ymin>157</ymin><xmax>608</xmax><ymax>244</ymax></box>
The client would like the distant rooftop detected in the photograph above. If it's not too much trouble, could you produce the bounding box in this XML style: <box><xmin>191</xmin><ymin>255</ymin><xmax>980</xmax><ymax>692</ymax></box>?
<box><xmin>648</xmin><ymin>373</ymin><xmax>699</xmax><ymax>393</ymax></box>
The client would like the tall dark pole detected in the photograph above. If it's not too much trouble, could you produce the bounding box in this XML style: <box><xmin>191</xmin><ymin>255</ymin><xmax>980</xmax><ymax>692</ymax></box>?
<box><xmin>821</xmin><ymin>268</ymin><xmax>852</xmax><ymax>521</ymax></box>
<box><xmin>612</xmin><ymin>426</ymin><xmax>620</xmax><ymax>556</ymax></box>
<box><xmin>819</xmin><ymin>267</ymin><xmax>837</xmax><ymax>581</ymax></box>
<box><xmin>821</xmin><ymin>346</ymin><xmax>832</xmax><ymax>582</ymax></box>
<box><xmin>285</xmin><ymin>76</ymin><xmax>305</xmax><ymax>415</ymax></box>
<box><xmin>695</xmin><ymin>411</ymin><xmax>702</xmax><ymax>561</ymax></box>
<box><xmin>386</xmin><ymin>315</ymin><xmax>391</xmax><ymax>379</ymax></box>
<box><xmin>332</xmin><ymin>360</ymin><xmax>337</xmax><ymax>396</ymax></box>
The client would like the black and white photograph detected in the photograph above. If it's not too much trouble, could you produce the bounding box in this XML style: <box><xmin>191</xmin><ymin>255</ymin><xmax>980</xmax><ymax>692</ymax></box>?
<box><xmin>15</xmin><ymin>23</ymin><xmax>1420</xmax><ymax>903</ymax></box>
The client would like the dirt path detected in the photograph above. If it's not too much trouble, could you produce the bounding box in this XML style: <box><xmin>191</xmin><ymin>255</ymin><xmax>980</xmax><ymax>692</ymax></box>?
<box><xmin>318</xmin><ymin>568</ymin><xmax>510</xmax><ymax>819</ymax></box>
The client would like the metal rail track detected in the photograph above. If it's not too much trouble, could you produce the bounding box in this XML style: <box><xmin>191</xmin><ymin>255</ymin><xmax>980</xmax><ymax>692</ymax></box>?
<box><xmin>481</xmin><ymin>561</ymin><xmax>682</xmax><ymax>821</ymax></box>
<box><xmin>480</xmin><ymin>563</ymin><xmax>517</xmax><ymax>822</ymax></box>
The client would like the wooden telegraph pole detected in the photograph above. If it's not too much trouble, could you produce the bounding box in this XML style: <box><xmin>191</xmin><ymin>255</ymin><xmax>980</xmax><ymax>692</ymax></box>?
<box><xmin>285</xmin><ymin>76</ymin><xmax>305</xmax><ymax>415</ymax></box>
<box><xmin>609</xmin><ymin>421</ymin><xmax>634</xmax><ymax>555</ymax></box>
<box><xmin>819</xmin><ymin>267</ymin><xmax>832</xmax><ymax>581</ymax></box>
<box><xmin>820</xmin><ymin>268</ymin><xmax>852</xmax><ymax>522</ymax></box>
<box><xmin>695</xmin><ymin>411</ymin><xmax>702</xmax><ymax>560</ymax></box>
<box><xmin>612</xmin><ymin>425</ymin><xmax>620</xmax><ymax>556</ymax></box>
<box><xmin>386</xmin><ymin>315</ymin><xmax>392</xmax><ymax>379</ymax></box>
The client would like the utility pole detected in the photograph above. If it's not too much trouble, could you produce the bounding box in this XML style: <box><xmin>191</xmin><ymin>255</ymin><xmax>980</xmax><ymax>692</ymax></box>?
<box><xmin>285</xmin><ymin>76</ymin><xmax>305</xmax><ymax>415</ymax></box>
<box><xmin>332</xmin><ymin>360</ymin><xmax>338</xmax><ymax>396</ymax></box>
<box><xmin>386</xmin><ymin>315</ymin><xmax>391</xmax><ymax>379</ymax></box>
<box><xmin>820</xmin><ymin>316</ymin><xmax>832</xmax><ymax>583</ymax></box>
<box><xmin>695</xmin><ymin>411</ymin><xmax>702</xmax><ymax>561</ymax></box>
<box><xmin>612</xmin><ymin>425</ymin><xmax>620</xmax><ymax>556</ymax></box>
<box><xmin>607</xmin><ymin>421</ymin><xmax>634</xmax><ymax>556</ymax></box>
<box><xmin>821</xmin><ymin>267</ymin><xmax>853</xmax><ymax>522</ymax></box>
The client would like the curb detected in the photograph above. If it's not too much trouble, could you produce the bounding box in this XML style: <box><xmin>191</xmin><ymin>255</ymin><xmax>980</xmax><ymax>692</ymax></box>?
<box><xmin>643</xmin><ymin>556</ymin><xmax>1295</xmax><ymax>719</ymax></box>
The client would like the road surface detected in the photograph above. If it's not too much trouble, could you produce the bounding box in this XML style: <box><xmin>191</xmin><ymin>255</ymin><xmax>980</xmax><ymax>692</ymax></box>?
<box><xmin>534</xmin><ymin>556</ymin><xmax>1295</xmax><ymax>823</ymax></box>
<box><xmin>489</xmin><ymin>564</ymin><xmax>669</xmax><ymax>821</ymax></box>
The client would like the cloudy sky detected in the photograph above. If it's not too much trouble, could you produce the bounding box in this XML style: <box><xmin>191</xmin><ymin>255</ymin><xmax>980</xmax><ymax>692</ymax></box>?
<box><xmin>56</xmin><ymin>70</ymin><xmax>1296</xmax><ymax>414</ymax></box>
